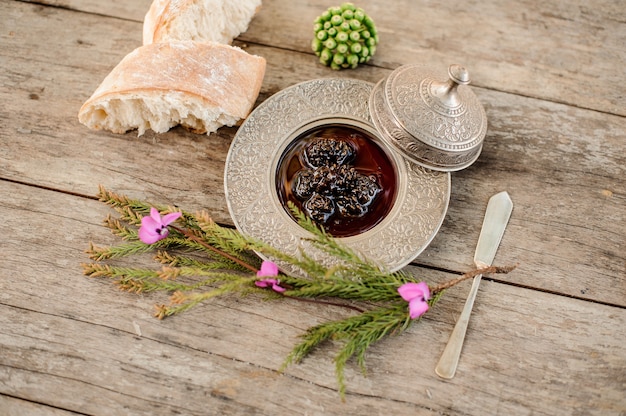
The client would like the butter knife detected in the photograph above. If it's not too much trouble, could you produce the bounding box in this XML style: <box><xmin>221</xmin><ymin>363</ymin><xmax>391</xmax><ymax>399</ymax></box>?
<box><xmin>435</xmin><ymin>191</ymin><xmax>513</xmax><ymax>379</ymax></box>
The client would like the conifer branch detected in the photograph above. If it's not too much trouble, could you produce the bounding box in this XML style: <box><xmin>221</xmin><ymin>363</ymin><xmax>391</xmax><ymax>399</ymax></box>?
<box><xmin>87</xmin><ymin>185</ymin><xmax>517</xmax><ymax>397</ymax></box>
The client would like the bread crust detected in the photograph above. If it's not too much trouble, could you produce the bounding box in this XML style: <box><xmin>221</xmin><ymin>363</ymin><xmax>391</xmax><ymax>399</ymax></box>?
<box><xmin>78</xmin><ymin>41</ymin><xmax>266</xmax><ymax>135</ymax></box>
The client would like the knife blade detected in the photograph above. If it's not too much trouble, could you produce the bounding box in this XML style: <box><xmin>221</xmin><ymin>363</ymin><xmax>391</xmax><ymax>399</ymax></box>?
<box><xmin>435</xmin><ymin>191</ymin><xmax>513</xmax><ymax>379</ymax></box>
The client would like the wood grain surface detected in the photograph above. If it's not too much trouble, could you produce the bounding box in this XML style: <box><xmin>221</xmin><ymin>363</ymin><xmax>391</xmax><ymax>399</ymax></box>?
<box><xmin>1</xmin><ymin>0</ymin><xmax>625</xmax><ymax>415</ymax></box>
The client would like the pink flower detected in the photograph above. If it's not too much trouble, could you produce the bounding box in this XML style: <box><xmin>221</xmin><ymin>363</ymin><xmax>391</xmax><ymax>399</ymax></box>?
<box><xmin>398</xmin><ymin>281</ymin><xmax>431</xmax><ymax>319</ymax></box>
<box><xmin>255</xmin><ymin>261</ymin><xmax>285</xmax><ymax>293</ymax></box>
<box><xmin>138</xmin><ymin>207</ymin><xmax>182</xmax><ymax>244</ymax></box>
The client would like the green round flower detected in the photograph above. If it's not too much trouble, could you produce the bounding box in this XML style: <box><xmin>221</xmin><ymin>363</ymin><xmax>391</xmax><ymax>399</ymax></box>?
<box><xmin>312</xmin><ymin>2</ymin><xmax>379</xmax><ymax>70</ymax></box>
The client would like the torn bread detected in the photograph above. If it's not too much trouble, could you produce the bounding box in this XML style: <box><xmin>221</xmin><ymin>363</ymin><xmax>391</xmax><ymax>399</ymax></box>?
<box><xmin>78</xmin><ymin>41</ymin><xmax>266</xmax><ymax>136</ymax></box>
<box><xmin>143</xmin><ymin>0</ymin><xmax>262</xmax><ymax>45</ymax></box>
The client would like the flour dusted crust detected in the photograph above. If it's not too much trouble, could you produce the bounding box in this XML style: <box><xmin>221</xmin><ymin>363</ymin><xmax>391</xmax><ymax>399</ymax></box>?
<box><xmin>78</xmin><ymin>41</ymin><xmax>266</xmax><ymax>136</ymax></box>
<box><xmin>143</xmin><ymin>0</ymin><xmax>262</xmax><ymax>45</ymax></box>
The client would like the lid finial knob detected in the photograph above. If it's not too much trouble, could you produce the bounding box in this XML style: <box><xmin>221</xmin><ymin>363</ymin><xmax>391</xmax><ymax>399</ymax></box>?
<box><xmin>430</xmin><ymin>64</ymin><xmax>471</xmax><ymax>109</ymax></box>
<box><xmin>448</xmin><ymin>64</ymin><xmax>470</xmax><ymax>85</ymax></box>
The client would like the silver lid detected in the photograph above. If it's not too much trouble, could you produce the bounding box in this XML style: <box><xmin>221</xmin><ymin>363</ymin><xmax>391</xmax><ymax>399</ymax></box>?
<box><xmin>369</xmin><ymin>64</ymin><xmax>487</xmax><ymax>171</ymax></box>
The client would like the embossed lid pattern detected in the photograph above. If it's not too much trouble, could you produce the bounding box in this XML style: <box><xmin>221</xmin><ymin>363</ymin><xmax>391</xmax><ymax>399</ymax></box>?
<box><xmin>371</xmin><ymin>64</ymin><xmax>487</xmax><ymax>171</ymax></box>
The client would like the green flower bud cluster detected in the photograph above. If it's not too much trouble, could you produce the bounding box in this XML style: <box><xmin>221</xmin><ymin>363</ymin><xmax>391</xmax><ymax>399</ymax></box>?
<box><xmin>311</xmin><ymin>3</ymin><xmax>379</xmax><ymax>70</ymax></box>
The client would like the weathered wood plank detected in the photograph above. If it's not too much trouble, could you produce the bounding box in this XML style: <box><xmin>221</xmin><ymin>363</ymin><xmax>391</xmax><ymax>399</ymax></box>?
<box><xmin>1</xmin><ymin>1</ymin><xmax>624</xmax><ymax>305</ymax></box>
<box><xmin>0</xmin><ymin>395</ymin><xmax>77</xmax><ymax>416</ymax></box>
<box><xmin>21</xmin><ymin>0</ymin><xmax>152</xmax><ymax>22</ymax></box>
<box><xmin>1</xmin><ymin>181</ymin><xmax>625</xmax><ymax>415</ymax></box>
<box><xmin>23</xmin><ymin>0</ymin><xmax>626</xmax><ymax>115</ymax></box>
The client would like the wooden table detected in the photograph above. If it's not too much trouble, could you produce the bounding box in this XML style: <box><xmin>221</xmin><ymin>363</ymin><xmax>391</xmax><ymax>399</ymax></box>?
<box><xmin>1</xmin><ymin>0</ymin><xmax>625</xmax><ymax>414</ymax></box>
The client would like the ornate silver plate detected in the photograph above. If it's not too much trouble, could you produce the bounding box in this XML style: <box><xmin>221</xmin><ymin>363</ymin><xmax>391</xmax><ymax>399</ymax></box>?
<box><xmin>224</xmin><ymin>78</ymin><xmax>450</xmax><ymax>274</ymax></box>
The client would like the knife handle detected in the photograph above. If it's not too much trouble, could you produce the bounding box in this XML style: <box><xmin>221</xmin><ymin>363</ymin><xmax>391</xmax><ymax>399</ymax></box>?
<box><xmin>435</xmin><ymin>191</ymin><xmax>512</xmax><ymax>378</ymax></box>
<box><xmin>434</xmin><ymin>274</ymin><xmax>483</xmax><ymax>379</ymax></box>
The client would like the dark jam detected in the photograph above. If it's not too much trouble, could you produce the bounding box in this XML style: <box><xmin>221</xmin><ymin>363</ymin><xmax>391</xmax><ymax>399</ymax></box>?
<box><xmin>276</xmin><ymin>125</ymin><xmax>397</xmax><ymax>238</ymax></box>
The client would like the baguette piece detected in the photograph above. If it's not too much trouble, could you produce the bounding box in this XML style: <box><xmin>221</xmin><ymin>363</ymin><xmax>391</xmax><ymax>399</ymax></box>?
<box><xmin>143</xmin><ymin>0</ymin><xmax>262</xmax><ymax>45</ymax></box>
<box><xmin>78</xmin><ymin>41</ymin><xmax>266</xmax><ymax>136</ymax></box>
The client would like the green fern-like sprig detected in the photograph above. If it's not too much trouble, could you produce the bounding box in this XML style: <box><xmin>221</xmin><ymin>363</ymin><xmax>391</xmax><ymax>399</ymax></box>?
<box><xmin>103</xmin><ymin>214</ymin><xmax>136</xmax><ymax>240</ymax></box>
<box><xmin>155</xmin><ymin>277</ymin><xmax>258</xmax><ymax>318</ymax></box>
<box><xmin>87</xmin><ymin>185</ymin><xmax>516</xmax><ymax>398</ymax></box>
<box><xmin>281</xmin><ymin>307</ymin><xmax>381</xmax><ymax>369</ymax></box>
<box><xmin>154</xmin><ymin>250</ymin><xmax>247</xmax><ymax>272</ymax></box>
<box><xmin>283</xmin><ymin>278</ymin><xmax>401</xmax><ymax>302</ymax></box>
<box><xmin>197</xmin><ymin>214</ymin><xmax>300</xmax><ymax>270</ymax></box>
<box><xmin>280</xmin><ymin>301</ymin><xmax>413</xmax><ymax>398</ymax></box>
<box><xmin>83</xmin><ymin>263</ymin><xmax>172</xmax><ymax>293</ymax></box>
<box><xmin>85</xmin><ymin>235</ymin><xmax>205</xmax><ymax>261</ymax></box>
<box><xmin>290</xmin><ymin>203</ymin><xmax>365</xmax><ymax>260</ymax></box>
<box><xmin>97</xmin><ymin>185</ymin><xmax>154</xmax><ymax>220</ymax></box>
<box><xmin>86</xmin><ymin>240</ymin><xmax>156</xmax><ymax>261</ymax></box>
<box><xmin>333</xmin><ymin>303</ymin><xmax>411</xmax><ymax>397</ymax></box>
<box><xmin>84</xmin><ymin>260</ymin><xmax>259</xmax><ymax>296</ymax></box>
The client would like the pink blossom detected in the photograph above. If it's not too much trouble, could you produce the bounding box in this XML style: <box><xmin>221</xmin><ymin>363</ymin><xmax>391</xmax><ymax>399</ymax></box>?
<box><xmin>255</xmin><ymin>261</ymin><xmax>285</xmax><ymax>293</ymax></box>
<box><xmin>138</xmin><ymin>207</ymin><xmax>182</xmax><ymax>244</ymax></box>
<box><xmin>398</xmin><ymin>281</ymin><xmax>431</xmax><ymax>319</ymax></box>
<box><xmin>257</xmin><ymin>260</ymin><xmax>279</xmax><ymax>277</ymax></box>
